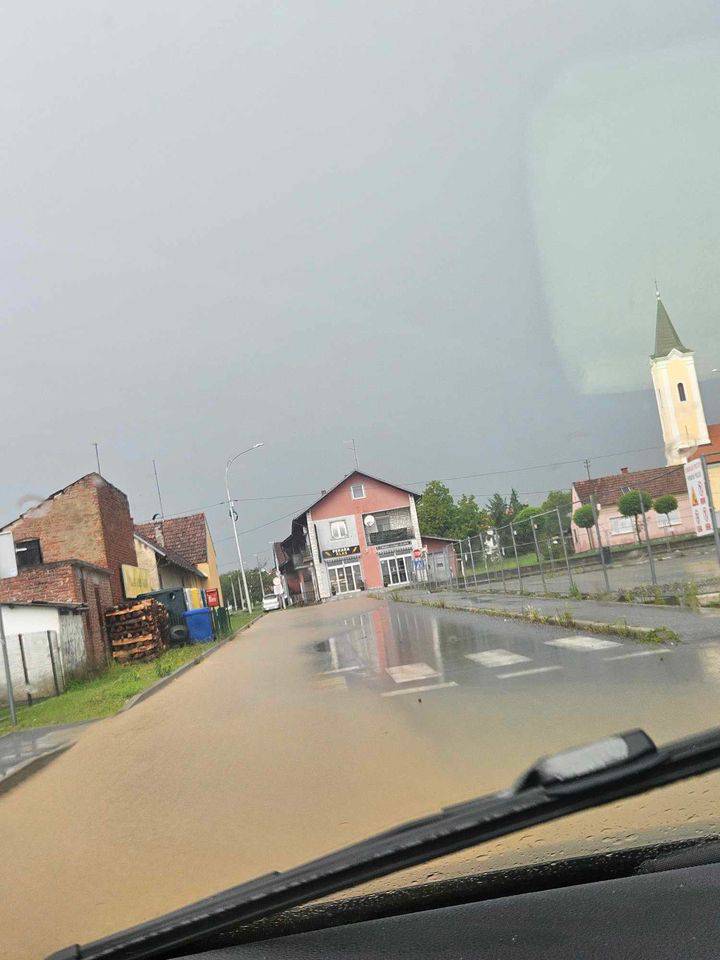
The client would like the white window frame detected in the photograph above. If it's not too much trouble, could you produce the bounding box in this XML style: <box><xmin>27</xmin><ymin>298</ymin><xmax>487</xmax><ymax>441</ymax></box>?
<box><xmin>609</xmin><ymin>515</ymin><xmax>634</xmax><ymax>535</ymax></box>
<box><xmin>350</xmin><ymin>483</ymin><xmax>365</xmax><ymax>500</ymax></box>
<box><xmin>656</xmin><ymin>509</ymin><xmax>681</xmax><ymax>528</ymax></box>
<box><xmin>329</xmin><ymin>519</ymin><xmax>349</xmax><ymax>540</ymax></box>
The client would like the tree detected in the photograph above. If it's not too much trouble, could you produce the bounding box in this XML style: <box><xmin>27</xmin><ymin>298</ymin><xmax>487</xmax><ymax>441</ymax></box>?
<box><xmin>451</xmin><ymin>494</ymin><xmax>487</xmax><ymax>540</ymax></box>
<box><xmin>485</xmin><ymin>492</ymin><xmax>509</xmax><ymax>530</ymax></box>
<box><xmin>220</xmin><ymin>567</ymin><xmax>273</xmax><ymax>609</ymax></box>
<box><xmin>514</xmin><ymin>505</ymin><xmax>546</xmax><ymax>531</ymax></box>
<box><xmin>508</xmin><ymin>488</ymin><xmax>527</xmax><ymax>520</ymax></box>
<box><xmin>618</xmin><ymin>489</ymin><xmax>653</xmax><ymax>542</ymax></box>
<box><xmin>541</xmin><ymin>489</ymin><xmax>572</xmax><ymax>536</ymax></box>
<box><xmin>653</xmin><ymin>494</ymin><xmax>679</xmax><ymax>536</ymax></box>
<box><xmin>512</xmin><ymin>505</ymin><xmax>546</xmax><ymax>556</ymax></box>
<box><xmin>573</xmin><ymin>504</ymin><xmax>596</xmax><ymax>550</ymax></box>
<box><xmin>416</xmin><ymin>481</ymin><xmax>457</xmax><ymax>537</ymax></box>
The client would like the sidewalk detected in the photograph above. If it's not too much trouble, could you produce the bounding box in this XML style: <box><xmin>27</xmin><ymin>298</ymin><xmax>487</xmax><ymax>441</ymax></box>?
<box><xmin>400</xmin><ymin>587</ymin><xmax>720</xmax><ymax>644</ymax></box>
<box><xmin>0</xmin><ymin>721</ymin><xmax>93</xmax><ymax>786</ymax></box>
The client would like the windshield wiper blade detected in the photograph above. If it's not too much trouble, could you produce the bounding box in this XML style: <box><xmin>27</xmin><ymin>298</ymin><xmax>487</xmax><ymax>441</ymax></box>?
<box><xmin>49</xmin><ymin>724</ymin><xmax>720</xmax><ymax>960</ymax></box>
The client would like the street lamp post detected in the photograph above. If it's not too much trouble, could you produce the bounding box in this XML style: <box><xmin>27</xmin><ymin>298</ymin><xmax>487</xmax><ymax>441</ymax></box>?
<box><xmin>225</xmin><ymin>443</ymin><xmax>263</xmax><ymax>612</ymax></box>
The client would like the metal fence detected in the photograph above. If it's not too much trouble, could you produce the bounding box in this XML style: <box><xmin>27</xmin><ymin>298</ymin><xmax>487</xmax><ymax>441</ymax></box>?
<box><xmin>211</xmin><ymin>606</ymin><xmax>233</xmax><ymax>640</ymax></box>
<box><xmin>414</xmin><ymin>468</ymin><xmax>720</xmax><ymax>601</ymax></box>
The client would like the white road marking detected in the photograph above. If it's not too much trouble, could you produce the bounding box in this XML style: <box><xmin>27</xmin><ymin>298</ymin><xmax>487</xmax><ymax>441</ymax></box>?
<box><xmin>386</xmin><ymin>662</ymin><xmax>439</xmax><ymax>683</ymax></box>
<box><xmin>466</xmin><ymin>649</ymin><xmax>531</xmax><ymax>668</ymax></box>
<box><xmin>321</xmin><ymin>665</ymin><xmax>361</xmax><ymax>674</ymax></box>
<box><xmin>314</xmin><ymin>676</ymin><xmax>348</xmax><ymax>690</ymax></box>
<box><xmin>497</xmin><ymin>665</ymin><xmax>563</xmax><ymax>679</ymax></box>
<box><xmin>382</xmin><ymin>681</ymin><xmax>458</xmax><ymax>697</ymax></box>
<box><xmin>603</xmin><ymin>649</ymin><xmax>672</xmax><ymax>661</ymax></box>
<box><xmin>545</xmin><ymin>636</ymin><xmax>621</xmax><ymax>651</ymax></box>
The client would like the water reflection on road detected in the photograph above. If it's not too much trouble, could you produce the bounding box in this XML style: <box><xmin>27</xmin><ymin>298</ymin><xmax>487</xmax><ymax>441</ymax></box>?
<box><xmin>307</xmin><ymin>599</ymin><xmax>720</xmax><ymax>894</ymax></box>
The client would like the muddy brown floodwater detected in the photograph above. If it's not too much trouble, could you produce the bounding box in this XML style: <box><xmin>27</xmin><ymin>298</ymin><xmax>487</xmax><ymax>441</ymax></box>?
<box><xmin>2</xmin><ymin>595</ymin><xmax>719</xmax><ymax>960</ymax></box>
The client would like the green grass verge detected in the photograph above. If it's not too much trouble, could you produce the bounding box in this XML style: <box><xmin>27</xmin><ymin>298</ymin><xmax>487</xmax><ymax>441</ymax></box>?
<box><xmin>229</xmin><ymin>610</ymin><xmax>260</xmax><ymax>632</ymax></box>
<box><xmin>0</xmin><ymin>610</ymin><xmax>264</xmax><ymax>738</ymax></box>
<box><xmin>0</xmin><ymin>643</ymin><xmax>218</xmax><ymax>737</ymax></box>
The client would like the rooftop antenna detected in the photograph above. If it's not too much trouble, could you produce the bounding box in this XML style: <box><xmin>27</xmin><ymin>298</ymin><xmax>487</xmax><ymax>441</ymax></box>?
<box><xmin>654</xmin><ymin>278</ymin><xmax>660</xmax><ymax>300</ymax></box>
<box><xmin>152</xmin><ymin>459</ymin><xmax>165</xmax><ymax>520</ymax></box>
<box><xmin>344</xmin><ymin>439</ymin><xmax>359</xmax><ymax>470</ymax></box>
<box><xmin>93</xmin><ymin>442</ymin><xmax>102</xmax><ymax>475</ymax></box>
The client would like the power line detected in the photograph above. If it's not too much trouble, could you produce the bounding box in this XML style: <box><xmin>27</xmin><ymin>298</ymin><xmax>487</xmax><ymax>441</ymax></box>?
<box><xmin>401</xmin><ymin>445</ymin><xmax>664</xmax><ymax>487</ymax></box>
<box><xmin>182</xmin><ymin>443</ymin><xmax>670</xmax><ymax>543</ymax></box>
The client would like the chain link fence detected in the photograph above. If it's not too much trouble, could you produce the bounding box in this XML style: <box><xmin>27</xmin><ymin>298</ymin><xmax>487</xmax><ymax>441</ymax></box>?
<box><xmin>414</xmin><ymin>467</ymin><xmax>720</xmax><ymax>601</ymax></box>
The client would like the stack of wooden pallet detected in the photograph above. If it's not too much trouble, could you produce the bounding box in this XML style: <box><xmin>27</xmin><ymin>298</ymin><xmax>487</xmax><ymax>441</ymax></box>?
<box><xmin>105</xmin><ymin>599</ymin><xmax>170</xmax><ymax>663</ymax></box>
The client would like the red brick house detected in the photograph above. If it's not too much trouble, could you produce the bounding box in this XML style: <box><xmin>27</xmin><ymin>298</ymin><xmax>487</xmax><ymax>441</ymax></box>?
<box><xmin>0</xmin><ymin>473</ymin><xmax>137</xmax><ymax>666</ymax></box>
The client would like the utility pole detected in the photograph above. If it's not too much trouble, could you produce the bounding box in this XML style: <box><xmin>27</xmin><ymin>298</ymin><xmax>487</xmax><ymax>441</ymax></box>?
<box><xmin>93</xmin><ymin>442</ymin><xmax>102</xmax><ymax>475</ymax></box>
<box><xmin>270</xmin><ymin>540</ymin><xmax>287</xmax><ymax>608</ymax></box>
<box><xmin>230</xmin><ymin>578</ymin><xmax>239</xmax><ymax>612</ymax></box>
<box><xmin>584</xmin><ymin>458</ymin><xmax>591</xmax><ymax>480</ymax></box>
<box><xmin>225</xmin><ymin>443</ymin><xmax>264</xmax><ymax>612</ymax></box>
<box><xmin>0</xmin><ymin>610</ymin><xmax>16</xmax><ymax>726</ymax></box>
<box><xmin>152</xmin><ymin>459</ymin><xmax>165</xmax><ymax>520</ymax></box>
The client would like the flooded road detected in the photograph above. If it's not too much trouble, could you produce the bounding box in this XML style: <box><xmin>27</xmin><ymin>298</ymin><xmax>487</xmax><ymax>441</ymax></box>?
<box><xmin>2</xmin><ymin>596</ymin><xmax>720</xmax><ymax>959</ymax></box>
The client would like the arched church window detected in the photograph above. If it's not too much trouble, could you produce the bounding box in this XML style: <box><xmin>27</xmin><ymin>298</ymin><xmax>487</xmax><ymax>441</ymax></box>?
<box><xmin>677</xmin><ymin>382</ymin><xmax>687</xmax><ymax>402</ymax></box>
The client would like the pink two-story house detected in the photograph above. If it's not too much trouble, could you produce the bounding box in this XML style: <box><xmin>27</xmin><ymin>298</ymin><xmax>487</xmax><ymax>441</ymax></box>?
<box><xmin>279</xmin><ymin>471</ymin><xmax>457</xmax><ymax>600</ymax></box>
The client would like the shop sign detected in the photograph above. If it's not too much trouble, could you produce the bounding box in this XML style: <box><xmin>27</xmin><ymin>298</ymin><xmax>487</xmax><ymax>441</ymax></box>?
<box><xmin>322</xmin><ymin>545</ymin><xmax>361</xmax><ymax>559</ymax></box>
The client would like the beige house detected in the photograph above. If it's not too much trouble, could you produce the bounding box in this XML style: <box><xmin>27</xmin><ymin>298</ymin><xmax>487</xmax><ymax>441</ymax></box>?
<box><xmin>134</xmin><ymin>513</ymin><xmax>223</xmax><ymax>603</ymax></box>
<box><xmin>126</xmin><ymin>531</ymin><xmax>207</xmax><ymax>598</ymax></box>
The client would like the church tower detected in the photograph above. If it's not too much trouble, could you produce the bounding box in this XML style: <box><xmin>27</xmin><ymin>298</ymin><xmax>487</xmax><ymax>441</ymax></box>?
<box><xmin>650</xmin><ymin>290</ymin><xmax>710</xmax><ymax>465</ymax></box>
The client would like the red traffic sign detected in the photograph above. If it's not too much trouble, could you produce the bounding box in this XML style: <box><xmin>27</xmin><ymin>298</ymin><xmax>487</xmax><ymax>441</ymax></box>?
<box><xmin>206</xmin><ymin>588</ymin><xmax>220</xmax><ymax>608</ymax></box>
<box><xmin>413</xmin><ymin>548</ymin><xmax>422</xmax><ymax>558</ymax></box>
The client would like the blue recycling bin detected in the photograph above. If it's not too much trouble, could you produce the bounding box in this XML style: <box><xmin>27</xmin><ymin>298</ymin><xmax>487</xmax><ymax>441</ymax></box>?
<box><xmin>182</xmin><ymin>607</ymin><xmax>214</xmax><ymax>643</ymax></box>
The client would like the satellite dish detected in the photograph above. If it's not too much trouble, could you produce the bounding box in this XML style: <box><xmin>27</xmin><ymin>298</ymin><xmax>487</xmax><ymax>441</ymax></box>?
<box><xmin>364</xmin><ymin>514</ymin><xmax>376</xmax><ymax>527</ymax></box>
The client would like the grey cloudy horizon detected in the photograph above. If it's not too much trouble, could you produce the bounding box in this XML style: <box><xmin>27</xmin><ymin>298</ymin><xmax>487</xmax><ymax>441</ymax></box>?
<box><xmin>3</xmin><ymin>0</ymin><xmax>720</xmax><ymax>572</ymax></box>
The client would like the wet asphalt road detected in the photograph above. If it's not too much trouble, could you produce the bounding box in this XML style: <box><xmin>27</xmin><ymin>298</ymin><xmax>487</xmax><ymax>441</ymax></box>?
<box><xmin>3</xmin><ymin>596</ymin><xmax>720</xmax><ymax>960</ymax></box>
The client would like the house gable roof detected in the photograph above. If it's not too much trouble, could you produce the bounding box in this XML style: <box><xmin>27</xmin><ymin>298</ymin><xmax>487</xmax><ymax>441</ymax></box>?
<box><xmin>1</xmin><ymin>472</ymin><xmax>125</xmax><ymax>531</ymax></box>
<box><xmin>573</xmin><ymin>465</ymin><xmax>687</xmax><ymax>507</ymax></box>
<box><xmin>296</xmin><ymin>471</ymin><xmax>418</xmax><ymax>522</ymax></box>
<box><xmin>135</xmin><ymin>513</ymin><xmax>209</xmax><ymax>566</ymax></box>
<box><xmin>133</xmin><ymin>531</ymin><xmax>206</xmax><ymax>579</ymax></box>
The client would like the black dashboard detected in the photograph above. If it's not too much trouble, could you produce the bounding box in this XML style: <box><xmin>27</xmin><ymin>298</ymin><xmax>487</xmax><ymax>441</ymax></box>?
<box><xmin>177</xmin><ymin>859</ymin><xmax>720</xmax><ymax>960</ymax></box>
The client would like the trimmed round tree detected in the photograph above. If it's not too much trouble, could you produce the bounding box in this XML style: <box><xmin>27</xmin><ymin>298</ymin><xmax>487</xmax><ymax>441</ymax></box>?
<box><xmin>573</xmin><ymin>504</ymin><xmax>596</xmax><ymax>551</ymax></box>
<box><xmin>617</xmin><ymin>489</ymin><xmax>653</xmax><ymax>541</ymax></box>
<box><xmin>653</xmin><ymin>493</ymin><xmax>679</xmax><ymax>536</ymax></box>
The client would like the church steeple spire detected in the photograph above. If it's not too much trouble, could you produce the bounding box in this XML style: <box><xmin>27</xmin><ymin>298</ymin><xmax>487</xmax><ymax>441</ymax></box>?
<box><xmin>650</xmin><ymin>288</ymin><xmax>709</xmax><ymax>464</ymax></box>
<box><xmin>652</xmin><ymin>287</ymin><xmax>689</xmax><ymax>358</ymax></box>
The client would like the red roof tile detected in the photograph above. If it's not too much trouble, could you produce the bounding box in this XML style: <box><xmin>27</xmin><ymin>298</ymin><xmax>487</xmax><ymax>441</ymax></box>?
<box><xmin>688</xmin><ymin>423</ymin><xmax>720</xmax><ymax>463</ymax></box>
<box><xmin>135</xmin><ymin>513</ymin><xmax>208</xmax><ymax>566</ymax></box>
<box><xmin>573</xmin><ymin>465</ymin><xmax>687</xmax><ymax>506</ymax></box>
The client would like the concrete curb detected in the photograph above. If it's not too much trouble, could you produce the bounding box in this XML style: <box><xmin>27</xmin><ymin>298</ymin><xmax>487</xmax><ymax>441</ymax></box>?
<box><xmin>0</xmin><ymin>614</ymin><xmax>265</xmax><ymax>794</ymax></box>
<box><xmin>393</xmin><ymin>595</ymin><xmax>678</xmax><ymax>644</ymax></box>
<box><xmin>121</xmin><ymin>612</ymin><xmax>264</xmax><ymax>712</ymax></box>
<box><xmin>0</xmin><ymin>742</ymin><xmax>74</xmax><ymax>796</ymax></box>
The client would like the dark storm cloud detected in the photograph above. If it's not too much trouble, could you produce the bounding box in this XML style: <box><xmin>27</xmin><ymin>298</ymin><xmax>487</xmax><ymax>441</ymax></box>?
<box><xmin>3</xmin><ymin>0</ymin><xmax>720</xmax><ymax>569</ymax></box>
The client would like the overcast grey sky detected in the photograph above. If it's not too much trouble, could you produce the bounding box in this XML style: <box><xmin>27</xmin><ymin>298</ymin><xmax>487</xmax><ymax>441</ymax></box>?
<box><xmin>3</xmin><ymin>0</ymin><xmax>720</xmax><ymax>572</ymax></box>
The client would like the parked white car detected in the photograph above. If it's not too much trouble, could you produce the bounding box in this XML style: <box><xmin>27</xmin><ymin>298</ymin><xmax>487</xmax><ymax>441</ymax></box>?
<box><xmin>262</xmin><ymin>594</ymin><xmax>282</xmax><ymax>611</ymax></box>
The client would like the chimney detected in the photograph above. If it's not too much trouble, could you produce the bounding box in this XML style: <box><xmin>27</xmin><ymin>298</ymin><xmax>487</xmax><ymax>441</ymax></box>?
<box><xmin>153</xmin><ymin>521</ymin><xmax>165</xmax><ymax>547</ymax></box>
<box><xmin>620</xmin><ymin>466</ymin><xmax>629</xmax><ymax>474</ymax></box>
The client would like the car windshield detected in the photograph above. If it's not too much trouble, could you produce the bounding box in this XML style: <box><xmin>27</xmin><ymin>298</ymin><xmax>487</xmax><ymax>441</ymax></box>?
<box><xmin>2</xmin><ymin>3</ymin><xmax>720</xmax><ymax>959</ymax></box>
